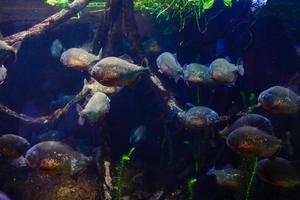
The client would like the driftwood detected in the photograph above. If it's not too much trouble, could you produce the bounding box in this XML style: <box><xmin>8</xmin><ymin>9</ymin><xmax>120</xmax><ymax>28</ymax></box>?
<box><xmin>103</xmin><ymin>160</ymin><xmax>113</xmax><ymax>200</ymax></box>
<box><xmin>3</xmin><ymin>0</ymin><xmax>93</xmax><ymax>45</ymax></box>
<box><xmin>0</xmin><ymin>85</ymin><xmax>90</xmax><ymax>125</ymax></box>
<box><xmin>122</xmin><ymin>0</ymin><xmax>145</xmax><ymax>63</ymax></box>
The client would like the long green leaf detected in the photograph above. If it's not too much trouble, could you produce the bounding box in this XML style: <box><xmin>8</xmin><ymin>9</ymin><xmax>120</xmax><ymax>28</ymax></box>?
<box><xmin>223</xmin><ymin>0</ymin><xmax>233</xmax><ymax>7</ymax></box>
<box><xmin>203</xmin><ymin>0</ymin><xmax>215</xmax><ymax>10</ymax></box>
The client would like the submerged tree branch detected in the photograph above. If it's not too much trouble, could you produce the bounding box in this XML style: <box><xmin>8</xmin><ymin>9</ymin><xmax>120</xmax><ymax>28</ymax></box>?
<box><xmin>0</xmin><ymin>86</ymin><xmax>90</xmax><ymax>125</ymax></box>
<box><xmin>3</xmin><ymin>0</ymin><xmax>93</xmax><ymax>45</ymax></box>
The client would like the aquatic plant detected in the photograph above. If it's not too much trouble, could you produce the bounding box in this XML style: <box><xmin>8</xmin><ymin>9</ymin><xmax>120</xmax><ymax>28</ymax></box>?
<box><xmin>188</xmin><ymin>178</ymin><xmax>198</xmax><ymax>200</ymax></box>
<box><xmin>114</xmin><ymin>147</ymin><xmax>136</xmax><ymax>200</ymax></box>
<box><xmin>134</xmin><ymin>0</ymin><xmax>235</xmax><ymax>31</ymax></box>
<box><xmin>43</xmin><ymin>0</ymin><xmax>107</xmax><ymax>19</ymax></box>
<box><xmin>248</xmin><ymin>93</ymin><xmax>257</xmax><ymax>113</ymax></box>
<box><xmin>245</xmin><ymin>156</ymin><xmax>259</xmax><ymax>200</ymax></box>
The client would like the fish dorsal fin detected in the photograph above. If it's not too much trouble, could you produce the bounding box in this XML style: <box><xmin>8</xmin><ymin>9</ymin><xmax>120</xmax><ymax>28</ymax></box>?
<box><xmin>97</xmin><ymin>48</ymin><xmax>103</xmax><ymax>60</ymax></box>
<box><xmin>206</xmin><ymin>167</ymin><xmax>216</xmax><ymax>176</ymax></box>
<box><xmin>223</xmin><ymin>163</ymin><xmax>233</xmax><ymax>170</ymax></box>
<box><xmin>224</xmin><ymin>56</ymin><xmax>231</xmax><ymax>62</ymax></box>
<box><xmin>11</xmin><ymin>41</ymin><xmax>22</xmax><ymax>55</ymax></box>
<box><xmin>173</xmin><ymin>53</ymin><xmax>177</xmax><ymax>59</ymax></box>
<box><xmin>236</xmin><ymin>57</ymin><xmax>244</xmax><ymax>76</ymax></box>
<box><xmin>119</xmin><ymin>54</ymin><xmax>134</xmax><ymax>63</ymax></box>
<box><xmin>61</xmin><ymin>137</ymin><xmax>81</xmax><ymax>152</ymax></box>
<box><xmin>185</xmin><ymin>102</ymin><xmax>195</xmax><ymax>110</ymax></box>
<box><xmin>0</xmin><ymin>32</ymin><xmax>3</xmax><ymax>39</ymax></box>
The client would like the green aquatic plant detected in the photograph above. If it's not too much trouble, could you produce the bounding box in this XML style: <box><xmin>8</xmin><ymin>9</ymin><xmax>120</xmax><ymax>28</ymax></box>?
<box><xmin>248</xmin><ymin>93</ymin><xmax>257</xmax><ymax>113</ymax></box>
<box><xmin>114</xmin><ymin>147</ymin><xmax>136</xmax><ymax>200</ymax></box>
<box><xmin>43</xmin><ymin>0</ymin><xmax>107</xmax><ymax>19</ymax></box>
<box><xmin>188</xmin><ymin>178</ymin><xmax>198</xmax><ymax>200</ymax></box>
<box><xmin>245</xmin><ymin>156</ymin><xmax>259</xmax><ymax>200</ymax></box>
<box><xmin>134</xmin><ymin>0</ymin><xmax>234</xmax><ymax>32</ymax></box>
<box><xmin>44</xmin><ymin>0</ymin><xmax>69</xmax><ymax>8</ymax></box>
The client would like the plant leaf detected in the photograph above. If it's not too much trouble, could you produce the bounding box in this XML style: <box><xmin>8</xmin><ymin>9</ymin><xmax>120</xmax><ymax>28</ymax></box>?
<box><xmin>203</xmin><ymin>0</ymin><xmax>215</xmax><ymax>10</ymax></box>
<box><xmin>223</xmin><ymin>0</ymin><xmax>233</xmax><ymax>7</ymax></box>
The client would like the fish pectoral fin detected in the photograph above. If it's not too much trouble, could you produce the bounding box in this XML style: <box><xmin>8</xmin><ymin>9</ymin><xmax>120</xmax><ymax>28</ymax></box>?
<box><xmin>128</xmin><ymin>76</ymin><xmax>141</xmax><ymax>90</ymax></box>
<box><xmin>119</xmin><ymin>54</ymin><xmax>134</xmax><ymax>63</ymax></box>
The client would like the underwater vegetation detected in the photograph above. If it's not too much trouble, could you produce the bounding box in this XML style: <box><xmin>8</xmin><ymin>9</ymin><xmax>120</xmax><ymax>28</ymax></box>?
<box><xmin>134</xmin><ymin>0</ymin><xmax>235</xmax><ymax>32</ymax></box>
<box><xmin>0</xmin><ymin>0</ymin><xmax>300</xmax><ymax>199</ymax></box>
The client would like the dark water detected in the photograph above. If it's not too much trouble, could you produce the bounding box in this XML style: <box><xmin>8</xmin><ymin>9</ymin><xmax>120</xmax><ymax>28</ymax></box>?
<box><xmin>0</xmin><ymin>0</ymin><xmax>300</xmax><ymax>199</ymax></box>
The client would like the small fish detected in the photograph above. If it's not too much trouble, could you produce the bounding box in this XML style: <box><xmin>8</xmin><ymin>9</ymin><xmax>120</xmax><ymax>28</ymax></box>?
<box><xmin>209</xmin><ymin>58</ymin><xmax>244</xmax><ymax>86</ymax></box>
<box><xmin>90</xmin><ymin>57</ymin><xmax>149</xmax><ymax>87</ymax></box>
<box><xmin>0</xmin><ymin>134</ymin><xmax>30</xmax><ymax>160</ymax></box>
<box><xmin>258</xmin><ymin>86</ymin><xmax>300</xmax><ymax>114</ymax></box>
<box><xmin>0</xmin><ymin>192</ymin><xmax>10</xmax><ymax>200</ymax></box>
<box><xmin>0</xmin><ymin>65</ymin><xmax>7</xmax><ymax>85</ymax></box>
<box><xmin>77</xmin><ymin>91</ymin><xmax>110</xmax><ymax>125</ymax></box>
<box><xmin>256</xmin><ymin>157</ymin><xmax>300</xmax><ymax>188</ymax></box>
<box><xmin>156</xmin><ymin>52</ymin><xmax>183</xmax><ymax>83</ymax></box>
<box><xmin>183</xmin><ymin>63</ymin><xmax>216</xmax><ymax>88</ymax></box>
<box><xmin>25</xmin><ymin>141</ymin><xmax>93</xmax><ymax>176</ymax></box>
<box><xmin>36</xmin><ymin>130</ymin><xmax>69</xmax><ymax>142</ymax></box>
<box><xmin>177</xmin><ymin>105</ymin><xmax>220</xmax><ymax>129</ymax></box>
<box><xmin>219</xmin><ymin>114</ymin><xmax>274</xmax><ymax>138</ymax></box>
<box><xmin>49</xmin><ymin>95</ymin><xmax>74</xmax><ymax>110</ymax></box>
<box><xmin>0</xmin><ymin>40</ymin><xmax>22</xmax><ymax>65</ymax></box>
<box><xmin>129</xmin><ymin>125</ymin><xmax>147</xmax><ymax>147</ymax></box>
<box><xmin>207</xmin><ymin>166</ymin><xmax>249</xmax><ymax>190</ymax></box>
<box><xmin>226</xmin><ymin>126</ymin><xmax>282</xmax><ymax>158</ymax></box>
<box><xmin>50</xmin><ymin>39</ymin><xmax>65</xmax><ymax>57</ymax></box>
<box><xmin>83</xmin><ymin>78</ymin><xmax>122</xmax><ymax>97</ymax></box>
<box><xmin>142</xmin><ymin>38</ymin><xmax>162</xmax><ymax>54</ymax></box>
<box><xmin>60</xmin><ymin>48</ymin><xmax>101</xmax><ymax>70</ymax></box>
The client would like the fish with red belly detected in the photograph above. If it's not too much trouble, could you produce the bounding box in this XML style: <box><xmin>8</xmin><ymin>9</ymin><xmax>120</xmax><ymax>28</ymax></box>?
<box><xmin>25</xmin><ymin>141</ymin><xmax>93</xmax><ymax>176</ymax></box>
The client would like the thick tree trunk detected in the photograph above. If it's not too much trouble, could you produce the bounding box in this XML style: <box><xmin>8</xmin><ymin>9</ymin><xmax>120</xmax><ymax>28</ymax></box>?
<box><xmin>122</xmin><ymin>0</ymin><xmax>145</xmax><ymax>63</ymax></box>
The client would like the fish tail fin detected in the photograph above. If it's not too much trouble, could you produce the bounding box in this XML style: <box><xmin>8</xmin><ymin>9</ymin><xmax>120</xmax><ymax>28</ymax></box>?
<box><xmin>206</xmin><ymin>167</ymin><xmax>216</xmax><ymax>176</ymax></box>
<box><xmin>76</xmin><ymin>104</ymin><xmax>85</xmax><ymax>126</ymax></box>
<box><xmin>142</xmin><ymin>67</ymin><xmax>151</xmax><ymax>75</ymax></box>
<box><xmin>236</xmin><ymin>57</ymin><xmax>244</xmax><ymax>76</ymax></box>
<box><xmin>174</xmin><ymin>75</ymin><xmax>181</xmax><ymax>83</ymax></box>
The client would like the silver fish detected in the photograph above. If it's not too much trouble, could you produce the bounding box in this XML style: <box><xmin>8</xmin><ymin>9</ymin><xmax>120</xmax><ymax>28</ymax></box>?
<box><xmin>156</xmin><ymin>52</ymin><xmax>183</xmax><ymax>83</ymax></box>
<box><xmin>77</xmin><ymin>91</ymin><xmax>110</xmax><ymax>125</ymax></box>
<box><xmin>207</xmin><ymin>166</ymin><xmax>249</xmax><ymax>190</ymax></box>
<box><xmin>25</xmin><ymin>141</ymin><xmax>92</xmax><ymax>176</ymax></box>
<box><xmin>60</xmin><ymin>48</ymin><xmax>100</xmax><ymax>70</ymax></box>
<box><xmin>0</xmin><ymin>40</ymin><xmax>21</xmax><ymax>65</ymax></box>
<box><xmin>0</xmin><ymin>134</ymin><xmax>30</xmax><ymax>160</ymax></box>
<box><xmin>209</xmin><ymin>58</ymin><xmax>244</xmax><ymax>86</ymax></box>
<box><xmin>256</xmin><ymin>157</ymin><xmax>300</xmax><ymax>188</ymax></box>
<box><xmin>91</xmin><ymin>57</ymin><xmax>148</xmax><ymax>87</ymax></box>
<box><xmin>226</xmin><ymin>126</ymin><xmax>282</xmax><ymax>158</ymax></box>
<box><xmin>258</xmin><ymin>86</ymin><xmax>300</xmax><ymax>114</ymax></box>
<box><xmin>177</xmin><ymin>106</ymin><xmax>220</xmax><ymax>129</ymax></box>
<box><xmin>183</xmin><ymin>63</ymin><xmax>216</xmax><ymax>87</ymax></box>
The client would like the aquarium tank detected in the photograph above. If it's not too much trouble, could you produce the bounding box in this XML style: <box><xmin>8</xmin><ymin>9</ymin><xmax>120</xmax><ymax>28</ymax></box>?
<box><xmin>1</xmin><ymin>0</ymin><xmax>300</xmax><ymax>199</ymax></box>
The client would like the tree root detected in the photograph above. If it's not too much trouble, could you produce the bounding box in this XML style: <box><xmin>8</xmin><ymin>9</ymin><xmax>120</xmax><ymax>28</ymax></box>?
<box><xmin>0</xmin><ymin>85</ymin><xmax>90</xmax><ymax>125</ymax></box>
